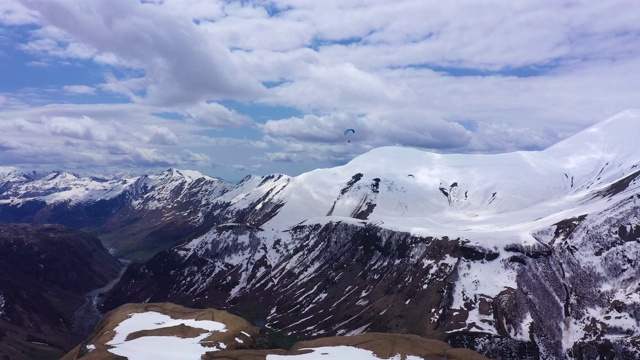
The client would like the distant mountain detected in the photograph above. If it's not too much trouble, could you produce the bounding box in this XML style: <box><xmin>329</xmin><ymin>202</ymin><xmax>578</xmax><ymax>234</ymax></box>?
<box><xmin>0</xmin><ymin>223</ymin><xmax>122</xmax><ymax>360</ymax></box>
<box><xmin>0</xmin><ymin>168</ymin><xmax>233</xmax><ymax>261</ymax></box>
<box><xmin>2</xmin><ymin>110</ymin><xmax>640</xmax><ymax>359</ymax></box>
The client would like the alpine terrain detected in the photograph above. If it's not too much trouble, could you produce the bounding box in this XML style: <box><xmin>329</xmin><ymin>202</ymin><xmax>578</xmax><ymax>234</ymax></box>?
<box><xmin>1</xmin><ymin>110</ymin><xmax>640</xmax><ymax>359</ymax></box>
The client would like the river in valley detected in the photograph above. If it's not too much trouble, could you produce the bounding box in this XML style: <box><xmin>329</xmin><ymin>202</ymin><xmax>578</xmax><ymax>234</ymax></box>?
<box><xmin>73</xmin><ymin>260</ymin><xmax>131</xmax><ymax>335</ymax></box>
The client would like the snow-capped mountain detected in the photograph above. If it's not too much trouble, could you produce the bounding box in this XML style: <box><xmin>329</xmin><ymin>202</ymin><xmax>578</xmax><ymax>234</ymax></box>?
<box><xmin>0</xmin><ymin>167</ymin><xmax>235</xmax><ymax>260</ymax></box>
<box><xmin>2</xmin><ymin>110</ymin><xmax>640</xmax><ymax>359</ymax></box>
<box><xmin>0</xmin><ymin>164</ymin><xmax>295</xmax><ymax>261</ymax></box>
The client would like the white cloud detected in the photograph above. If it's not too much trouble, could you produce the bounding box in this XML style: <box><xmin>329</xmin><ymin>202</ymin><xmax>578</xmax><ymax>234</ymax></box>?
<box><xmin>181</xmin><ymin>150</ymin><xmax>213</xmax><ymax>167</ymax></box>
<box><xmin>265</xmin><ymin>152</ymin><xmax>295</xmax><ymax>163</ymax></box>
<box><xmin>0</xmin><ymin>0</ymin><xmax>639</xmax><ymax>178</ymax></box>
<box><xmin>263</xmin><ymin>111</ymin><xmax>471</xmax><ymax>149</ymax></box>
<box><xmin>262</xmin><ymin>113</ymin><xmax>351</xmax><ymax>143</ymax></box>
<box><xmin>467</xmin><ymin>122</ymin><xmax>560</xmax><ymax>152</ymax></box>
<box><xmin>201</xmin><ymin>8</ymin><xmax>314</xmax><ymax>52</ymax></box>
<box><xmin>48</xmin><ymin>116</ymin><xmax>108</xmax><ymax>141</ymax></box>
<box><xmin>232</xmin><ymin>164</ymin><xmax>248</xmax><ymax>172</ymax></box>
<box><xmin>0</xmin><ymin>138</ymin><xmax>23</xmax><ymax>151</ymax></box>
<box><xmin>62</xmin><ymin>85</ymin><xmax>96</xmax><ymax>94</ymax></box>
<box><xmin>127</xmin><ymin>147</ymin><xmax>173</xmax><ymax>165</ymax></box>
<box><xmin>0</xmin><ymin>1</ymin><xmax>38</xmax><ymax>25</ymax></box>
<box><xmin>183</xmin><ymin>102</ymin><xmax>253</xmax><ymax>129</ymax></box>
<box><xmin>17</xmin><ymin>0</ymin><xmax>265</xmax><ymax>105</ymax></box>
<box><xmin>0</xmin><ymin>102</ymin><xmax>276</xmax><ymax>178</ymax></box>
<box><xmin>25</xmin><ymin>60</ymin><xmax>49</xmax><ymax>67</ymax></box>
<box><xmin>263</xmin><ymin>62</ymin><xmax>401</xmax><ymax>112</ymax></box>
<box><xmin>145</xmin><ymin>125</ymin><xmax>179</xmax><ymax>146</ymax></box>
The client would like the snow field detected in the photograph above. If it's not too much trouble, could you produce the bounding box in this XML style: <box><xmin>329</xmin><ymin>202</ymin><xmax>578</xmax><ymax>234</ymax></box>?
<box><xmin>106</xmin><ymin>311</ymin><xmax>227</xmax><ymax>360</ymax></box>
<box><xmin>267</xmin><ymin>346</ymin><xmax>427</xmax><ymax>360</ymax></box>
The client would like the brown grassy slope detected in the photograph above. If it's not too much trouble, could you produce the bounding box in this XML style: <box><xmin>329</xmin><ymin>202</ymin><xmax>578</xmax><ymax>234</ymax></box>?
<box><xmin>291</xmin><ymin>333</ymin><xmax>490</xmax><ymax>360</ymax></box>
<box><xmin>64</xmin><ymin>302</ymin><xmax>489</xmax><ymax>360</ymax></box>
<box><xmin>62</xmin><ymin>302</ymin><xmax>260</xmax><ymax>360</ymax></box>
<box><xmin>204</xmin><ymin>333</ymin><xmax>490</xmax><ymax>360</ymax></box>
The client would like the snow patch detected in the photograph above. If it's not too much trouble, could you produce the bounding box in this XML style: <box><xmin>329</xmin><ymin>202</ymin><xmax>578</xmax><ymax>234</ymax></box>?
<box><xmin>106</xmin><ymin>311</ymin><xmax>227</xmax><ymax>360</ymax></box>
<box><xmin>266</xmin><ymin>345</ymin><xmax>426</xmax><ymax>360</ymax></box>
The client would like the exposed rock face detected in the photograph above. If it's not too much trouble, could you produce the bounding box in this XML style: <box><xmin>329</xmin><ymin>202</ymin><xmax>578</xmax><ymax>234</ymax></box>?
<box><xmin>0</xmin><ymin>223</ymin><xmax>122</xmax><ymax>360</ymax></box>
<box><xmin>100</xmin><ymin>222</ymin><xmax>541</xmax><ymax>359</ymax></box>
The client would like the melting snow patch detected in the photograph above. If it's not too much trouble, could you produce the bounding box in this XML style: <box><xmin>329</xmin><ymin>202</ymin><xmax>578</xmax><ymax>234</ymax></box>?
<box><xmin>344</xmin><ymin>324</ymin><xmax>369</xmax><ymax>336</ymax></box>
<box><xmin>511</xmin><ymin>312</ymin><xmax>533</xmax><ymax>341</ymax></box>
<box><xmin>106</xmin><ymin>311</ymin><xmax>227</xmax><ymax>360</ymax></box>
<box><xmin>86</xmin><ymin>344</ymin><xmax>96</xmax><ymax>352</ymax></box>
<box><xmin>266</xmin><ymin>346</ymin><xmax>425</xmax><ymax>359</ymax></box>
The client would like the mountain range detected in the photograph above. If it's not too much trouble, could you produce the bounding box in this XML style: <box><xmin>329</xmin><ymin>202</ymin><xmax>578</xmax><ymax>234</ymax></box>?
<box><xmin>1</xmin><ymin>110</ymin><xmax>640</xmax><ymax>359</ymax></box>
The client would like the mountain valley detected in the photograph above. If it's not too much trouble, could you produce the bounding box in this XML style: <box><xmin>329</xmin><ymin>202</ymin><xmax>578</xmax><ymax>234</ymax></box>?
<box><xmin>0</xmin><ymin>223</ymin><xmax>121</xmax><ymax>360</ymax></box>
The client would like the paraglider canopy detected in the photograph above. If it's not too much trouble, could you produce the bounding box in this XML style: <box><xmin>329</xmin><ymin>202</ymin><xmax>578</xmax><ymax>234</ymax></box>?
<box><xmin>344</xmin><ymin>128</ymin><xmax>355</xmax><ymax>142</ymax></box>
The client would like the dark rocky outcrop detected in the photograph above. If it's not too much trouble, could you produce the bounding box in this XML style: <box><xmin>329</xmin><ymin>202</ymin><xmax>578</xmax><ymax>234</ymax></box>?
<box><xmin>0</xmin><ymin>223</ymin><xmax>122</xmax><ymax>360</ymax></box>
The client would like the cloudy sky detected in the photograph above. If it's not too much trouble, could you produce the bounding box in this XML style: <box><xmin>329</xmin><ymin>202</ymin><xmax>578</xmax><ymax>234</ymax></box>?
<box><xmin>1</xmin><ymin>0</ymin><xmax>639</xmax><ymax>181</ymax></box>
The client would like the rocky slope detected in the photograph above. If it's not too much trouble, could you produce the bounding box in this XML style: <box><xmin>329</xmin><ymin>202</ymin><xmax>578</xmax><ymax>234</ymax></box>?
<box><xmin>0</xmin><ymin>223</ymin><xmax>122</xmax><ymax>360</ymax></box>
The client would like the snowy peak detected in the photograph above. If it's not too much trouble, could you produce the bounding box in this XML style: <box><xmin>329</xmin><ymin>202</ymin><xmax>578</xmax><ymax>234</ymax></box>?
<box><xmin>156</xmin><ymin>168</ymin><xmax>214</xmax><ymax>183</ymax></box>
<box><xmin>41</xmin><ymin>171</ymin><xmax>80</xmax><ymax>181</ymax></box>
<box><xmin>312</xmin><ymin>111</ymin><xmax>640</xmax><ymax>222</ymax></box>
<box><xmin>547</xmin><ymin>109</ymin><xmax>640</xmax><ymax>157</ymax></box>
<box><xmin>543</xmin><ymin>110</ymin><xmax>640</xmax><ymax>189</ymax></box>
<box><xmin>0</xmin><ymin>170</ymin><xmax>127</xmax><ymax>205</ymax></box>
<box><xmin>0</xmin><ymin>167</ymin><xmax>32</xmax><ymax>186</ymax></box>
<box><xmin>0</xmin><ymin>167</ymin><xmax>17</xmax><ymax>178</ymax></box>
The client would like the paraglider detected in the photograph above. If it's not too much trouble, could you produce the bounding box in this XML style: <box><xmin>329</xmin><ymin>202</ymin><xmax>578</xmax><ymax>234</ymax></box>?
<box><xmin>344</xmin><ymin>128</ymin><xmax>355</xmax><ymax>142</ymax></box>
